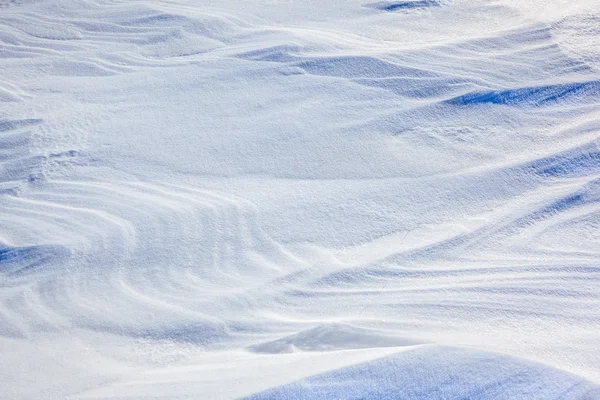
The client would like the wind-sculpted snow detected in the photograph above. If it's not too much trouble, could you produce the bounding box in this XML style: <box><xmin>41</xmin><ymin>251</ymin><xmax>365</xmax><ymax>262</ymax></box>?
<box><xmin>446</xmin><ymin>80</ymin><xmax>600</xmax><ymax>107</ymax></box>
<box><xmin>245</xmin><ymin>346</ymin><xmax>600</xmax><ymax>400</ymax></box>
<box><xmin>366</xmin><ymin>1</ymin><xmax>441</xmax><ymax>12</ymax></box>
<box><xmin>1</xmin><ymin>0</ymin><xmax>600</xmax><ymax>398</ymax></box>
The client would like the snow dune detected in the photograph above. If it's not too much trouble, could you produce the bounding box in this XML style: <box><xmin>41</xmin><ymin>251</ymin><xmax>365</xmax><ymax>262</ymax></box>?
<box><xmin>245</xmin><ymin>346</ymin><xmax>600</xmax><ymax>400</ymax></box>
<box><xmin>1</xmin><ymin>0</ymin><xmax>600</xmax><ymax>398</ymax></box>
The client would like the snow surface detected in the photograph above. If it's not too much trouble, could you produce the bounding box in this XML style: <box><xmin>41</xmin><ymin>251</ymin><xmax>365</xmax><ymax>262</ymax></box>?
<box><xmin>1</xmin><ymin>0</ymin><xmax>600</xmax><ymax>398</ymax></box>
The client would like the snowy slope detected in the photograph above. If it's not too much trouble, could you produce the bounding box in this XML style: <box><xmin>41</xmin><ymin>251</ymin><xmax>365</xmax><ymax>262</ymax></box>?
<box><xmin>1</xmin><ymin>0</ymin><xmax>600</xmax><ymax>398</ymax></box>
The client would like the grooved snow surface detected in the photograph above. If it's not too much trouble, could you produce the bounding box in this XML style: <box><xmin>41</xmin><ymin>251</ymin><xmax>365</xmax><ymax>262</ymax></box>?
<box><xmin>1</xmin><ymin>0</ymin><xmax>600</xmax><ymax>399</ymax></box>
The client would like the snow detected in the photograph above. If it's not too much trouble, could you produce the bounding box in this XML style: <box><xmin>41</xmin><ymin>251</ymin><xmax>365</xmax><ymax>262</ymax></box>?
<box><xmin>1</xmin><ymin>0</ymin><xmax>600</xmax><ymax>398</ymax></box>
<box><xmin>245</xmin><ymin>346</ymin><xmax>600</xmax><ymax>400</ymax></box>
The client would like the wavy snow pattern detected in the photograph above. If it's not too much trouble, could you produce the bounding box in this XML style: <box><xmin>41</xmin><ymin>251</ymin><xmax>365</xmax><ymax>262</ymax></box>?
<box><xmin>1</xmin><ymin>0</ymin><xmax>600</xmax><ymax>399</ymax></box>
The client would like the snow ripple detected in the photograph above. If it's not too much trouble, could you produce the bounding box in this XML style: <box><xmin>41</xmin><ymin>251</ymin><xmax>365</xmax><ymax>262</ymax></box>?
<box><xmin>1</xmin><ymin>0</ymin><xmax>600</xmax><ymax>398</ymax></box>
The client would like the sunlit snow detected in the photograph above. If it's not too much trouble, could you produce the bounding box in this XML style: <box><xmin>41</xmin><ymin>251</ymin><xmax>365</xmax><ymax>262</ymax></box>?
<box><xmin>1</xmin><ymin>0</ymin><xmax>600</xmax><ymax>398</ymax></box>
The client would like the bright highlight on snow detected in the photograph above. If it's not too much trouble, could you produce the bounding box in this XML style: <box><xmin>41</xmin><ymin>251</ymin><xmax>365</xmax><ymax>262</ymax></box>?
<box><xmin>1</xmin><ymin>0</ymin><xmax>600</xmax><ymax>398</ymax></box>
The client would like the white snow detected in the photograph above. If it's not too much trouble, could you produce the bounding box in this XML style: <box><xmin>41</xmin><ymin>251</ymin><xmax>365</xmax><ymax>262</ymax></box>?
<box><xmin>1</xmin><ymin>0</ymin><xmax>600</xmax><ymax>398</ymax></box>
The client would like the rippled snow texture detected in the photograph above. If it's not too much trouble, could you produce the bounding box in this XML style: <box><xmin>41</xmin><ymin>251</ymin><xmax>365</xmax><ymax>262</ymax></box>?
<box><xmin>1</xmin><ymin>0</ymin><xmax>600</xmax><ymax>398</ymax></box>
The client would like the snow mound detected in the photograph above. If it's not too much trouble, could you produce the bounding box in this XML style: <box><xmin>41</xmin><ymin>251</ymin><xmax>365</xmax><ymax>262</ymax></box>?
<box><xmin>245</xmin><ymin>345</ymin><xmax>600</xmax><ymax>400</ymax></box>
<box><xmin>250</xmin><ymin>323</ymin><xmax>422</xmax><ymax>353</ymax></box>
